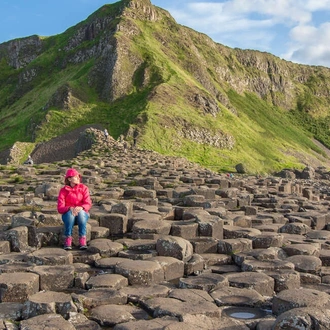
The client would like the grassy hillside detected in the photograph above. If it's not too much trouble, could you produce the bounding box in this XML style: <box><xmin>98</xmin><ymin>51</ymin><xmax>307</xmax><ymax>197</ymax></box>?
<box><xmin>140</xmin><ymin>86</ymin><xmax>324</xmax><ymax>174</ymax></box>
<box><xmin>1</xmin><ymin>0</ymin><xmax>330</xmax><ymax>174</ymax></box>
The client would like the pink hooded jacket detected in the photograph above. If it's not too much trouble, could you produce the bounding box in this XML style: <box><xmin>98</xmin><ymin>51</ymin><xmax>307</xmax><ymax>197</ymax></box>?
<box><xmin>57</xmin><ymin>168</ymin><xmax>92</xmax><ymax>214</ymax></box>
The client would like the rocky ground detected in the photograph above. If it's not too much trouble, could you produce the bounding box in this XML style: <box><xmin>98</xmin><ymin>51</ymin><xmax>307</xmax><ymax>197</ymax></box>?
<box><xmin>1</xmin><ymin>128</ymin><xmax>330</xmax><ymax>329</ymax></box>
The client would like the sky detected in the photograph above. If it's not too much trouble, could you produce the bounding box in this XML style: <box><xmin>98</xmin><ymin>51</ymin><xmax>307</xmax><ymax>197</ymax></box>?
<box><xmin>1</xmin><ymin>0</ymin><xmax>330</xmax><ymax>68</ymax></box>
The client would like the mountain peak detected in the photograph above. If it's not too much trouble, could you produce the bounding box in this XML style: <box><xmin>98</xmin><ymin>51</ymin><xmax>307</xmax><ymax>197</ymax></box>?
<box><xmin>124</xmin><ymin>0</ymin><xmax>152</xmax><ymax>5</ymax></box>
<box><xmin>121</xmin><ymin>0</ymin><xmax>158</xmax><ymax>21</ymax></box>
<box><xmin>1</xmin><ymin>0</ymin><xmax>330</xmax><ymax>173</ymax></box>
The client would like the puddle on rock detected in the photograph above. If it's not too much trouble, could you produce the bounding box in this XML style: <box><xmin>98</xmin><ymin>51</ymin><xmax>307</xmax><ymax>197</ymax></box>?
<box><xmin>229</xmin><ymin>311</ymin><xmax>257</xmax><ymax>319</ymax></box>
<box><xmin>223</xmin><ymin>307</ymin><xmax>270</xmax><ymax>320</ymax></box>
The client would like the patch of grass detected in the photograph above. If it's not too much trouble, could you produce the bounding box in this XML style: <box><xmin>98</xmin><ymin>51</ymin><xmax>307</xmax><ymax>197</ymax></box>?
<box><xmin>9</xmin><ymin>175</ymin><xmax>25</xmax><ymax>184</ymax></box>
<box><xmin>140</xmin><ymin>87</ymin><xmax>324</xmax><ymax>174</ymax></box>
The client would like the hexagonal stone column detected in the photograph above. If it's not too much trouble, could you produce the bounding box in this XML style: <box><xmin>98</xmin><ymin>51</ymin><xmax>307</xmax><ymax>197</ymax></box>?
<box><xmin>19</xmin><ymin>314</ymin><xmax>76</xmax><ymax>330</ymax></box>
<box><xmin>30</xmin><ymin>265</ymin><xmax>75</xmax><ymax>291</ymax></box>
<box><xmin>115</xmin><ymin>259</ymin><xmax>164</xmax><ymax>285</ymax></box>
<box><xmin>25</xmin><ymin>247</ymin><xmax>73</xmax><ymax>265</ymax></box>
<box><xmin>272</xmin><ymin>288</ymin><xmax>330</xmax><ymax>315</ymax></box>
<box><xmin>226</xmin><ymin>272</ymin><xmax>274</xmax><ymax>296</ymax></box>
<box><xmin>179</xmin><ymin>272</ymin><xmax>229</xmax><ymax>292</ymax></box>
<box><xmin>22</xmin><ymin>291</ymin><xmax>77</xmax><ymax>319</ymax></box>
<box><xmin>0</xmin><ymin>272</ymin><xmax>39</xmax><ymax>303</ymax></box>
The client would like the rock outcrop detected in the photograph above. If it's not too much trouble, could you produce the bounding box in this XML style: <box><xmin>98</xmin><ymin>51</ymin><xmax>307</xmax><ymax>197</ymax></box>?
<box><xmin>1</xmin><ymin>136</ymin><xmax>330</xmax><ymax>328</ymax></box>
<box><xmin>1</xmin><ymin>0</ymin><xmax>330</xmax><ymax>174</ymax></box>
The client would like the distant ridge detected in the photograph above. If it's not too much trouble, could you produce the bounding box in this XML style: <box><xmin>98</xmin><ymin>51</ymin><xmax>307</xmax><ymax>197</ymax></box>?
<box><xmin>1</xmin><ymin>0</ymin><xmax>330</xmax><ymax>173</ymax></box>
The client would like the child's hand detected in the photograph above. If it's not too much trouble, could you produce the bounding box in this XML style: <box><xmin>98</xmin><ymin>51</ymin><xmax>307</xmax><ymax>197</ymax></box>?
<box><xmin>70</xmin><ymin>206</ymin><xmax>82</xmax><ymax>216</ymax></box>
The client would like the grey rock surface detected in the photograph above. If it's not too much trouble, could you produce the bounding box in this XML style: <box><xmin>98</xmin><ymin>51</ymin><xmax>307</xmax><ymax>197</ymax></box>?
<box><xmin>0</xmin><ymin>130</ymin><xmax>330</xmax><ymax>328</ymax></box>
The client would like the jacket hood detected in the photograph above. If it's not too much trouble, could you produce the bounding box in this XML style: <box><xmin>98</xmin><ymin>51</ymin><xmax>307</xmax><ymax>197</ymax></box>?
<box><xmin>65</xmin><ymin>168</ymin><xmax>81</xmax><ymax>178</ymax></box>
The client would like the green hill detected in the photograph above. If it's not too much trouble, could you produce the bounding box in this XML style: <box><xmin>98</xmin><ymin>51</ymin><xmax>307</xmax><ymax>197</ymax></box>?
<box><xmin>1</xmin><ymin>0</ymin><xmax>330</xmax><ymax>174</ymax></box>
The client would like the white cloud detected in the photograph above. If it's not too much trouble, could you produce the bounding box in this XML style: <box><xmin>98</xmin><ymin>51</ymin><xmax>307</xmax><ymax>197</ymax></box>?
<box><xmin>304</xmin><ymin>0</ymin><xmax>330</xmax><ymax>11</ymax></box>
<box><xmin>163</xmin><ymin>0</ymin><xmax>330</xmax><ymax>66</ymax></box>
<box><xmin>284</xmin><ymin>22</ymin><xmax>330</xmax><ymax>66</ymax></box>
<box><xmin>184</xmin><ymin>1</ymin><xmax>312</xmax><ymax>26</ymax></box>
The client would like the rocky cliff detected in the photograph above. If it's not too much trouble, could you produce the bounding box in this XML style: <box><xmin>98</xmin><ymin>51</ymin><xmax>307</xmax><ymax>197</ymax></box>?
<box><xmin>1</xmin><ymin>0</ymin><xmax>330</xmax><ymax>173</ymax></box>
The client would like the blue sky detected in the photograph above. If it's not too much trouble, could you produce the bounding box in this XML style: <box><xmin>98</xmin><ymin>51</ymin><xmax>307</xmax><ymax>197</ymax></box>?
<box><xmin>1</xmin><ymin>0</ymin><xmax>330</xmax><ymax>68</ymax></box>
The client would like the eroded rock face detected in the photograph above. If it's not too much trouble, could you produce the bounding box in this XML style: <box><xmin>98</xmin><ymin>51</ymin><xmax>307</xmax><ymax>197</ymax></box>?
<box><xmin>2</xmin><ymin>0</ymin><xmax>330</xmax><ymax>183</ymax></box>
<box><xmin>0</xmin><ymin>36</ymin><xmax>43</xmax><ymax>69</ymax></box>
<box><xmin>125</xmin><ymin>0</ymin><xmax>159</xmax><ymax>21</ymax></box>
<box><xmin>44</xmin><ymin>84</ymin><xmax>85</xmax><ymax>111</ymax></box>
<box><xmin>178</xmin><ymin>124</ymin><xmax>235</xmax><ymax>150</ymax></box>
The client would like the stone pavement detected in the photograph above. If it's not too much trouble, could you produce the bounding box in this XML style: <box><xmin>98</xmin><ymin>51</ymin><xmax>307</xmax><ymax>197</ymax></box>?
<box><xmin>1</xmin><ymin>137</ymin><xmax>330</xmax><ymax>329</ymax></box>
